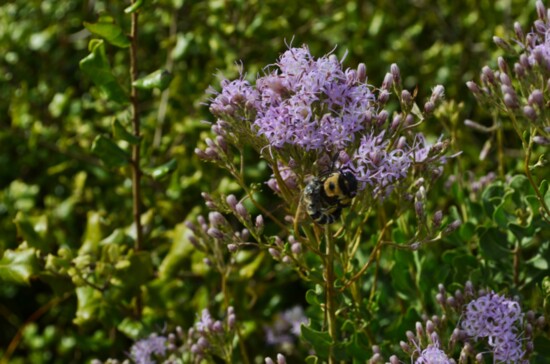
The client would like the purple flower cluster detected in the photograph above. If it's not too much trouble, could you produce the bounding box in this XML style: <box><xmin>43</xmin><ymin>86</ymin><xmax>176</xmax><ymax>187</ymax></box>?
<box><xmin>187</xmin><ymin>307</ymin><xmax>237</xmax><ymax>362</ymax></box>
<box><xmin>265</xmin><ymin>305</ymin><xmax>309</xmax><ymax>346</ymax></box>
<box><xmin>210</xmin><ymin>45</ymin><xmax>375</xmax><ymax>153</ymax></box>
<box><xmin>414</xmin><ymin>334</ymin><xmax>451</xmax><ymax>364</ymax></box>
<box><xmin>461</xmin><ymin>292</ymin><xmax>525</xmax><ymax>362</ymax></box>
<box><xmin>527</xmin><ymin>1</ymin><xmax>550</xmax><ymax>70</ymax></box>
<box><xmin>129</xmin><ymin>334</ymin><xmax>167</xmax><ymax>364</ymax></box>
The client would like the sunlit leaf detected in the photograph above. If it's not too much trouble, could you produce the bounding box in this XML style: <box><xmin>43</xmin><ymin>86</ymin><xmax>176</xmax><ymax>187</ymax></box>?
<box><xmin>112</xmin><ymin>119</ymin><xmax>140</xmax><ymax>145</ymax></box>
<box><xmin>84</xmin><ymin>18</ymin><xmax>130</xmax><ymax>48</ymax></box>
<box><xmin>132</xmin><ymin>69</ymin><xmax>173</xmax><ymax>91</ymax></box>
<box><xmin>0</xmin><ymin>248</ymin><xmax>39</xmax><ymax>285</ymax></box>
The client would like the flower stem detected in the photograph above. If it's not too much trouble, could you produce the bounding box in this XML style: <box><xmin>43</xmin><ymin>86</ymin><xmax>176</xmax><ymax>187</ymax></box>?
<box><xmin>324</xmin><ymin>228</ymin><xmax>337</xmax><ymax>363</ymax></box>
<box><xmin>129</xmin><ymin>3</ymin><xmax>144</xmax><ymax>317</ymax></box>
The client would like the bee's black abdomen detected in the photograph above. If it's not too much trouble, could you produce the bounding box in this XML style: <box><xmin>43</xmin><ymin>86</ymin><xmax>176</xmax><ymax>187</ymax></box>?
<box><xmin>303</xmin><ymin>170</ymin><xmax>356</xmax><ymax>225</ymax></box>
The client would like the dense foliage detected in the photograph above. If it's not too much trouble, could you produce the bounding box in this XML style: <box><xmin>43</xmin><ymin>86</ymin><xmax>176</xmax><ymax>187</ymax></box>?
<box><xmin>1</xmin><ymin>1</ymin><xmax>549</xmax><ymax>363</ymax></box>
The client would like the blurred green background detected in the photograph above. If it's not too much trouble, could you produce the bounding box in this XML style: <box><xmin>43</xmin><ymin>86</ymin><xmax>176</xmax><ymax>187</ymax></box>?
<box><xmin>0</xmin><ymin>0</ymin><xmax>542</xmax><ymax>362</ymax></box>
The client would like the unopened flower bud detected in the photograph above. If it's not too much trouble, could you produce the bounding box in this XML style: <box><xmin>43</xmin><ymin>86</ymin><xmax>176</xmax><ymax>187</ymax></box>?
<box><xmin>291</xmin><ymin>242</ymin><xmax>302</xmax><ymax>254</ymax></box>
<box><xmin>503</xmin><ymin>92</ymin><xmax>519</xmax><ymax>109</ymax></box>
<box><xmin>390</xmin><ymin>63</ymin><xmax>401</xmax><ymax>86</ymax></box>
<box><xmin>401</xmin><ymin>89</ymin><xmax>413</xmax><ymax>105</ymax></box>
<box><xmin>533</xmin><ymin>136</ymin><xmax>550</xmax><ymax>145</ymax></box>
<box><xmin>405</xmin><ymin>114</ymin><xmax>414</xmax><ymax>126</ymax></box>
<box><xmin>357</xmin><ymin>63</ymin><xmax>367</xmax><ymax>83</ymax></box>
<box><xmin>226</xmin><ymin>194</ymin><xmax>238</xmax><ymax>209</ymax></box>
<box><xmin>481</xmin><ymin>66</ymin><xmax>495</xmax><ymax>84</ymax></box>
<box><xmin>377</xmin><ymin>110</ymin><xmax>389</xmax><ymax>126</ymax></box>
<box><xmin>424</xmin><ymin>101</ymin><xmax>435</xmax><ymax>114</ymax></box>
<box><xmin>235</xmin><ymin>203</ymin><xmax>249</xmax><ymax>220</ymax></box>
<box><xmin>215</xmin><ymin>135</ymin><xmax>227</xmax><ymax>152</ymax></box>
<box><xmin>207</xmin><ymin>227</ymin><xmax>224</xmax><ymax>239</ymax></box>
<box><xmin>276</xmin><ymin>353</ymin><xmax>287</xmax><ymax>364</ymax></box>
<box><xmin>391</xmin><ymin>114</ymin><xmax>402</xmax><ymax>130</ymax></box>
<box><xmin>227</xmin><ymin>243</ymin><xmax>238</xmax><ymax>252</ymax></box>
<box><xmin>415</xmin><ymin>322</ymin><xmax>424</xmax><ymax>338</ymax></box>
<box><xmin>255</xmin><ymin>214</ymin><xmax>264</xmax><ymax>230</ymax></box>
<box><xmin>430</xmin><ymin>85</ymin><xmax>445</xmax><ymax>103</ymax></box>
<box><xmin>493</xmin><ymin>36</ymin><xmax>514</xmax><ymax>53</ymax></box>
<box><xmin>212</xmin><ymin>320</ymin><xmax>224</xmax><ymax>333</ymax></box>
<box><xmin>445</xmin><ymin>220</ymin><xmax>461</xmax><ymax>233</ymax></box>
<box><xmin>536</xmin><ymin>316</ymin><xmax>546</xmax><ymax>328</ymax></box>
<box><xmin>282</xmin><ymin>255</ymin><xmax>292</xmax><ymax>264</ymax></box>
<box><xmin>499</xmin><ymin>72</ymin><xmax>511</xmax><ymax>86</ymax></box>
<box><xmin>400</xmin><ymin>340</ymin><xmax>411</xmax><ymax>352</ymax></box>
<box><xmin>523</xmin><ymin>105</ymin><xmax>537</xmax><ymax>121</ymax></box>
<box><xmin>433</xmin><ymin>210</ymin><xmax>443</xmax><ymax>228</ymax></box>
<box><xmin>268</xmin><ymin>248</ymin><xmax>281</xmax><ymax>260</ymax></box>
<box><xmin>528</xmin><ymin>89</ymin><xmax>544</xmax><ymax>107</ymax></box>
<box><xmin>389</xmin><ymin>355</ymin><xmax>400</xmax><ymax>364</ymax></box>
<box><xmin>537</xmin><ymin>0</ymin><xmax>547</xmax><ymax>20</ymax></box>
<box><xmin>381</xmin><ymin>73</ymin><xmax>393</xmax><ymax>90</ymax></box>
<box><xmin>397</xmin><ymin>136</ymin><xmax>407</xmax><ymax>149</ymax></box>
<box><xmin>378</xmin><ymin>90</ymin><xmax>390</xmax><ymax>104</ymax></box>
<box><xmin>466</xmin><ymin>81</ymin><xmax>481</xmax><ymax>95</ymax></box>
<box><xmin>514</xmin><ymin>62</ymin><xmax>525</xmax><ymax>78</ymax></box>
<box><xmin>209</xmin><ymin>211</ymin><xmax>226</xmax><ymax>227</ymax></box>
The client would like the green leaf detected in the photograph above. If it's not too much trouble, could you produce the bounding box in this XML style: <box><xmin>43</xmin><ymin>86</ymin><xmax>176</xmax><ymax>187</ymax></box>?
<box><xmin>83</xmin><ymin>18</ymin><xmax>130</xmax><ymax>48</ymax></box>
<box><xmin>478</xmin><ymin>227</ymin><xmax>511</xmax><ymax>261</ymax></box>
<box><xmin>125</xmin><ymin>0</ymin><xmax>145</xmax><ymax>14</ymax></box>
<box><xmin>79</xmin><ymin>40</ymin><xmax>128</xmax><ymax>104</ymax></box>
<box><xmin>301</xmin><ymin>325</ymin><xmax>332</xmax><ymax>358</ymax></box>
<box><xmin>112</xmin><ymin>119</ymin><xmax>140</xmax><ymax>145</ymax></box>
<box><xmin>14</xmin><ymin>212</ymin><xmax>47</xmax><ymax>251</ymax></box>
<box><xmin>91</xmin><ymin>135</ymin><xmax>130</xmax><ymax>168</ymax></box>
<box><xmin>117</xmin><ymin>317</ymin><xmax>144</xmax><ymax>340</ymax></box>
<box><xmin>132</xmin><ymin>69</ymin><xmax>173</xmax><ymax>91</ymax></box>
<box><xmin>239</xmin><ymin>251</ymin><xmax>265</xmax><ymax>279</ymax></box>
<box><xmin>115</xmin><ymin>251</ymin><xmax>153</xmax><ymax>288</ymax></box>
<box><xmin>305</xmin><ymin>356</ymin><xmax>318</xmax><ymax>364</ymax></box>
<box><xmin>74</xmin><ymin>286</ymin><xmax>104</xmax><ymax>326</ymax></box>
<box><xmin>0</xmin><ymin>248</ymin><xmax>39</xmax><ymax>285</ymax></box>
<box><xmin>143</xmin><ymin>158</ymin><xmax>177</xmax><ymax>180</ymax></box>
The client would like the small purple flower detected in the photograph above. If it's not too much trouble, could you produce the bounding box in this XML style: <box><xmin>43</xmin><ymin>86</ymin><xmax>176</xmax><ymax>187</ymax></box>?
<box><xmin>461</xmin><ymin>291</ymin><xmax>523</xmax><ymax>340</ymax></box>
<box><xmin>265</xmin><ymin>306</ymin><xmax>309</xmax><ymax>346</ymax></box>
<box><xmin>129</xmin><ymin>334</ymin><xmax>167</xmax><ymax>364</ymax></box>
<box><xmin>415</xmin><ymin>345</ymin><xmax>451</xmax><ymax>364</ymax></box>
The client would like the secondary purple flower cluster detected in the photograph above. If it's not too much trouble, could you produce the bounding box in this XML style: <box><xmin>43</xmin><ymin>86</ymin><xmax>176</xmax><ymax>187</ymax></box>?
<box><xmin>467</xmin><ymin>0</ymin><xmax>550</xmax><ymax>143</ymax></box>
<box><xmin>210</xmin><ymin>46</ymin><xmax>375</xmax><ymax>153</ymax></box>
<box><xmin>264</xmin><ymin>305</ymin><xmax>309</xmax><ymax>346</ymax></box>
<box><xmin>129</xmin><ymin>334</ymin><xmax>168</xmax><ymax>364</ymax></box>
<box><xmin>187</xmin><ymin>307</ymin><xmax>237</xmax><ymax>362</ymax></box>
<box><xmin>460</xmin><ymin>292</ymin><xmax>525</xmax><ymax>362</ymax></box>
<box><xmin>370</xmin><ymin>281</ymin><xmax>545</xmax><ymax>364</ymax></box>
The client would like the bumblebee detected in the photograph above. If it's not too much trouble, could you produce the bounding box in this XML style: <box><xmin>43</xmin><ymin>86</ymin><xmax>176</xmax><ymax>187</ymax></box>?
<box><xmin>303</xmin><ymin>171</ymin><xmax>358</xmax><ymax>224</ymax></box>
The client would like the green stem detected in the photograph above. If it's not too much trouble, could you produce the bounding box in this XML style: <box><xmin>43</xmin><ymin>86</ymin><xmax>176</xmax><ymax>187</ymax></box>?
<box><xmin>324</xmin><ymin>229</ymin><xmax>337</xmax><ymax>364</ymax></box>
<box><xmin>523</xmin><ymin>130</ymin><xmax>550</xmax><ymax>221</ymax></box>
<box><xmin>129</xmin><ymin>1</ymin><xmax>143</xmax><ymax>318</ymax></box>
